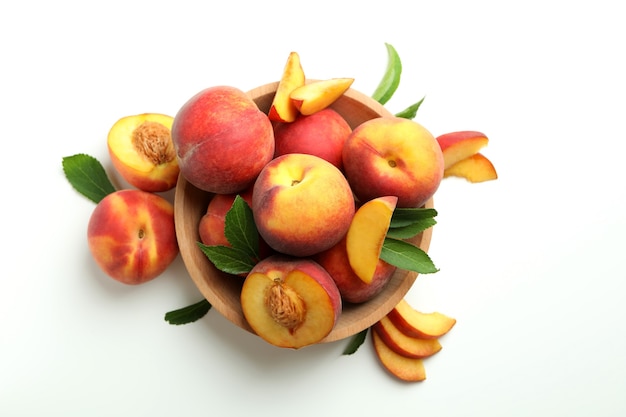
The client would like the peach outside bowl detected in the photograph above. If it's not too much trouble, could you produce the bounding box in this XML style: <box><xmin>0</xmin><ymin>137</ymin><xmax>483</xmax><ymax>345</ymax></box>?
<box><xmin>174</xmin><ymin>82</ymin><xmax>434</xmax><ymax>344</ymax></box>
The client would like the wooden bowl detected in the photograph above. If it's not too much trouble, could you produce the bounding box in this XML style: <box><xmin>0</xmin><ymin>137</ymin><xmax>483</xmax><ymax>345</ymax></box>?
<box><xmin>174</xmin><ymin>82</ymin><xmax>434</xmax><ymax>343</ymax></box>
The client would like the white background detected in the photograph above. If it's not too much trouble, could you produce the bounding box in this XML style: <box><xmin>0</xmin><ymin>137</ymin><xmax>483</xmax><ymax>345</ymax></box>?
<box><xmin>2</xmin><ymin>1</ymin><xmax>625</xmax><ymax>416</ymax></box>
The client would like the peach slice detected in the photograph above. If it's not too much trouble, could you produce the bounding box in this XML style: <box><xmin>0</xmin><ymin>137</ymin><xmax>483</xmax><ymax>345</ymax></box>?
<box><xmin>240</xmin><ymin>255</ymin><xmax>342</xmax><ymax>349</ymax></box>
<box><xmin>373</xmin><ymin>316</ymin><xmax>442</xmax><ymax>359</ymax></box>
<box><xmin>444</xmin><ymin>153</ymin><xmax>498</xmax><ymax>183</ymax></box>
<box><xmin>372</xmin><ymin>330</ymin><xmax>426</xmax><ymax>382</ymax></box>
<box><xmin>387</xmin><ymin>299</ymin><xmax>456</xmax><ymax>339</ymax></box>
<box><xmin>345</xmin><ymin>196</ymin><xmax>398</xmax><ymax>284</ymax></box>
<box><xmin>107</xmin><ymin>113</ymin><xmax>179</xmax><ymax>192</ymax></box>
<box><xmin>268</xmin><ymin>52</ymin><xmax>306</xmax><ymax>123</ymax></box>
<box><xmin>290</xmin><ymin>78</ymin><xmax>354</xmax><ymax>116</ymax></box>
<box><xmin>436</xmin><ymin>130</ymin><xmax>489</xmax><ymax>170</ymax></box>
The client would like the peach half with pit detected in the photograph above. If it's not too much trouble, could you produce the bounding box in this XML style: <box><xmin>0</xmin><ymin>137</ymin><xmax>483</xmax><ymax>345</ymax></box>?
<box><xmin>107</xmin><ymin>113</ymin><xmax>179</xmax><ymax>192</ymax></box>
<box><xmin>342</xmin><ymin>117</ymin><xmax>444</xmax><ymax>208</ymax></box>
<box><xmin>252</xmin><ymin>153</ymin><xmax>355</xmax><ymax>257</ymax></box>
<box><xmin>87</xmin><ymin>189</ymin><xmax>178</xmax><ymax>285</ymax></box>
<box><xmin>240</xmin><ymin>255</ymin><xmax>342</xmax><ymax>349</ymax></box>
<box><xmin>273</xmin><ymin>108</ymin><xmax>352</xmax><ymax>170</ymax></box>
<box><xmin>171</xmin><ymin>85</ymin><xmax>275</xmax><ymax>194</ymax></box>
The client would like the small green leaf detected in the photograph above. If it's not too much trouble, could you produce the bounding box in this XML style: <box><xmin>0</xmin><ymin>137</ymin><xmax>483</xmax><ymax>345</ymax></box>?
<box><xmin>198</xmin><ymin>242</ymin><xmax>257</xmax><ymax>275</ymax></box>
<box><xmin>390</xmin><ymin>207</ymin><xmax>438</xmax><ymax>228</ymax></box>
<box><xmin>380</xmin><ymin>237</ymin><xmax>439</xmax><ymax>274</ymax></box>
<box><xmin>62</xmin><ymin>154</ymin><xmax>116</xmax><ymax>203</ymax></box>
<box><xmin>165</xmin><ymin>299</ymin><xmax>212</xmax><ymax>325</ymax></box>
<box><xmin>395</xmin><ymin>96</ymin><xmax>426</xmax><ymax>120</ymax></box>
<box><xmin>224</xmin><ymin>195</ymin><xmax>259</xmax><ymax>261</ymax></box>
<box><xmin>386</xmin><ymin>218</ymin><xmax>437</xmax><ymax>239</ymax></box>
<box><xmin>371</xmin><ymin>43</ymin><xmax>402</xmax><ymax>105</ymax></box>
<box><xmin>343</xmin><ymin>328</ymin><xmax>369</xmax><ymax>355</ymax></box>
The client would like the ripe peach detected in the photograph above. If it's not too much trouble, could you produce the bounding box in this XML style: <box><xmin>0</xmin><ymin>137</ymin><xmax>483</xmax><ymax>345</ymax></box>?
<box><xmin>171</xmin><ymin>86</ymin><xmax>275</xmax><ymax>194</ymax></box>
<box><xmin>273</xmin><ymin>108</ymin><xmax>352</xmax><ymax>170</ymax></box>
<box><xmin>87</xmin><ymin>189</ymin><xmax>178</xmax><ymax>285</ymax></box>
<box><xmin>314</xmin><ymin>235</ymin><xmax>397</xmax><ymax>304</ymax></box>
<box><xmin>198</xmin><ymin>188</ymin><xmax>254</xmax><ymax>247</ymax></box>
<box><xmin>342</xmin><ymin>117</ymin><xmax>444</xmax><ymax>208</ymax></box>
<box><xmin>107</xmin><ymin>113</ymin><xmax>179</xmax><ymax>192</ymax></box>
<box><xmin>252</xmin><ymin>153</ymin><xmax>355</xmax><ymax>257</ymax></box>
<box><xmin>240</xmin><ymin>255</ymin><xmax>342</xmax><ymax>349</ymax></box>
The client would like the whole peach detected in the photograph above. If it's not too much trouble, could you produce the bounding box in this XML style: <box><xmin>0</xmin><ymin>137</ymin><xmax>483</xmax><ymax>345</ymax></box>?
<box><xmin>171</xmin><ymin>86</ymin><xmax>274</xmax><ymax>194</ymax></box>
<box><xmin>252</xmin><ymin>153</ymin><xmax>355</xmax><ymax>257</ymax></box>
<box><xmin>273</xmin><ymin>108</ymin><xmax>352</xmax><ymax>169</ymax></box>
<box><xmin>87</xmin><ymin>189</ymin><xmax>178</xmax><ymax>285</ymax></box>
<box><xmin>342</xmin><ymin>117</ymin><xmax>444</xmax><ymax>208</ymax></box>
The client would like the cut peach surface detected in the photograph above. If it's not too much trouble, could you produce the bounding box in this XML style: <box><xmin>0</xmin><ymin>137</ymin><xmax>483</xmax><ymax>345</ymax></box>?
<box><xmin>436</xmin><ymin>130</ymin><xmax>489</xmax><ymax>170</ymax></box>
<box><xmin>290</xmin><ymin>78</ymin><xmax>354</xmax><ymax>115</ymax></box>
<box><xmin>372</xmin><ymin>330</ymin><xmax>426</xmax><ymax>382</ymax></box>
<box><xmin>240</xmin><ymin>255</ymin><xmax>341</xmax><ymax>349</ymax></box>
<box><xmin>387</xmin><ymin>299</ymin><xmax>456</xmax><ymax>339</ymax></box>
<box><xmin>107</xmin><ymin>113</ymin><xmax>179</xmax><ymax>192</ymax></box>
<box><xmin>373</xmin><ymin>316</ymin><xmax>442</xmax><ymax>359</ymax></box>
<box><xmin>345</xmin><ymin>196</ymin><xmax>398</xmax><ymax>284</ymax></box>
<box><xmin>268</xmin><ymin>52</ymin><xmax>306</xmax><ymax>123</ymax></box>
<box><xmin>444</xmin><ymin>153</ymin><xmax>498</xmax><ymax>183</ymax></box>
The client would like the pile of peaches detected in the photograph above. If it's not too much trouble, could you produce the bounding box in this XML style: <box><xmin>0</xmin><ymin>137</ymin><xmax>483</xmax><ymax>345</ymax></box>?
<box><xmin>82</xmin><ymin>50</ymin><xmax>497</xmax><ymax>382</ymax></box>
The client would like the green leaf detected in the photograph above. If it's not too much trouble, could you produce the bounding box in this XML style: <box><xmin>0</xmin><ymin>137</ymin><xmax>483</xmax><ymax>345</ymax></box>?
<box><xmin>224</xmin><ymin>195</ymin><xmax>260</xmax><ymax>261</ymax></box>
<box><xmin>380</xmin><ymin>237</ymin><xmax>439</xmax><ymax>274</ymax></box>
<box><xmin>198</xmin><ymin>242</ymin><xmax>257</xmax><ymax>275</ymax></box>
<box><xmin>164</xmin><ymin>299</ymin><xmax>212</xmax><ymax>325</ymax></box>
<box><xmin>371</xmin><ymin>43</ymin><xmax>402</xmax><ymax>105</ymax></box>
<box><xmin>390</xmin><ymin>207</ymin><xmax>438</xmax><ymax>228</ymax></box>
<box><xmin>386</xmin><ymin>218</ymin><xmax>437</xmax><ymax>239</ymax></box>
<box><xmin>62</xmin><ymin>154</ymin><xmax>116</xmax><ymax>203</ymax></box>
<box><xmin>342</xmin><ymin>328</ymin><xmax>369</xmax><ymax>355</ymax></box>
<box><xmin>395</xmin><ymin>96</ymin><xmax>426</xmax><ymax>120</ymax></box>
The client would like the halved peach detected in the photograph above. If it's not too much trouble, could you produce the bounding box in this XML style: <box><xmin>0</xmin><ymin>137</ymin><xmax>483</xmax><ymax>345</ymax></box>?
<box><xmin>372</xmin><ymin>330</ymin><xmax>426</xmax><ymax>382</ymax></box>
<box><xmin>107</xmin><ymin>113</ymin><xmax>179</xmax><ymax>192</ymax></box>
<box><xmin>444</xmin><ymin>153</ymin><xmax>498</xmax><ymax>183</ymax></box>
<box><xmin>436</xmin><ymin>130</ymin><xmax>489</xmax><ymax>170</ymax></box>
<box><xmin>240</xmin><ymin>255</ymin><xmax>341</xmax><ymax>349</ymax></box>
<box><xmin>290</xmin><ymin>78</ymin><xmax>354</xmax><ymax>115</ymax></box>
<box><xmin>268</xmin><ymin>52</ymin><xmax>306</xmax><ymax>123</ymax></box>
<box><xmin>373</xmin><ymin>315</ymin><xmax>442</xmax><ymax>359</ymax></box>
<box><xmin>345</xmin><ymin>196</ymin><xmax>398</xmax><ymax>284</ymax></box>
<box><xmin>387</xmin><ymin>299</ymin><xmax>456</xmax><ymax>339</ymax></box>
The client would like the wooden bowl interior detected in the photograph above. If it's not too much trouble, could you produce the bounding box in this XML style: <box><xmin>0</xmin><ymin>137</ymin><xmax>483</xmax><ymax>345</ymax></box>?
<box><xmin>174</xmin><ymin>82</ymin><xmax>434</xmax><ymax>343</ymax></box>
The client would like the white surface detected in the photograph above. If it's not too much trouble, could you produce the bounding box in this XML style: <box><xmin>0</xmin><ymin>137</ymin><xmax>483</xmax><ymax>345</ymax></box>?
<box><xmin>2</xmin><ymin>1</ymin><xmax>625</xmax><ymax>416</ymax></box>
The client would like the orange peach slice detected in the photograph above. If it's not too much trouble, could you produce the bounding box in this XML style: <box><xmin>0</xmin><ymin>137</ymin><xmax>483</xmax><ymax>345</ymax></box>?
<box><xmin>372</xmin><ymin>330</ymin><xmax>426</xmax><ymax>382</ymax></box>
<box><xmin>268</xmin><ymin>52</ymin><xmax>306</xmax><ymax>123</ymax></box>
<box><xmin>290</xmin><ymin>78</ymin><xmax>354</xmax><ymax>115</ymax></box>
<box><xmin>345</xmin><ymin>196</ymin><xmax>398</xmax><ymax>284</ymax></box>
<box><xmin>241</xmin><ymin>255</ymin><xmax>342</xmax><ymax>349</ymax></box>
<box><xmin>436</xmin><ymin>130</ymin><xmax>489</xmax><ymax>170</ymax></box>
<box><xmin>373</xmin><ymin>316</ymin><xmax>442</xmax><ymax>359</ymax></box>
<box><xmin>444</xmin><ymin>153</ymin><xmax>498</xmax><ymax>183</ymax></box>
<box><xmin>107</xmin><ymin>113</ymin><xmax>179</xmax><ymax>192</ymax></box>
<box><xmin>387</xmin><ymin>299</ymin><xmax>456</xmax><ymax>339</ymax></box>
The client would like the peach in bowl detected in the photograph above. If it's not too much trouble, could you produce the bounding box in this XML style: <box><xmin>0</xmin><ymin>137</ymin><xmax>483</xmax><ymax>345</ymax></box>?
<box><xmin>174</xmin><ymin>82</ymin><xmax>434</xmax><ymax>347</ymax></box>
